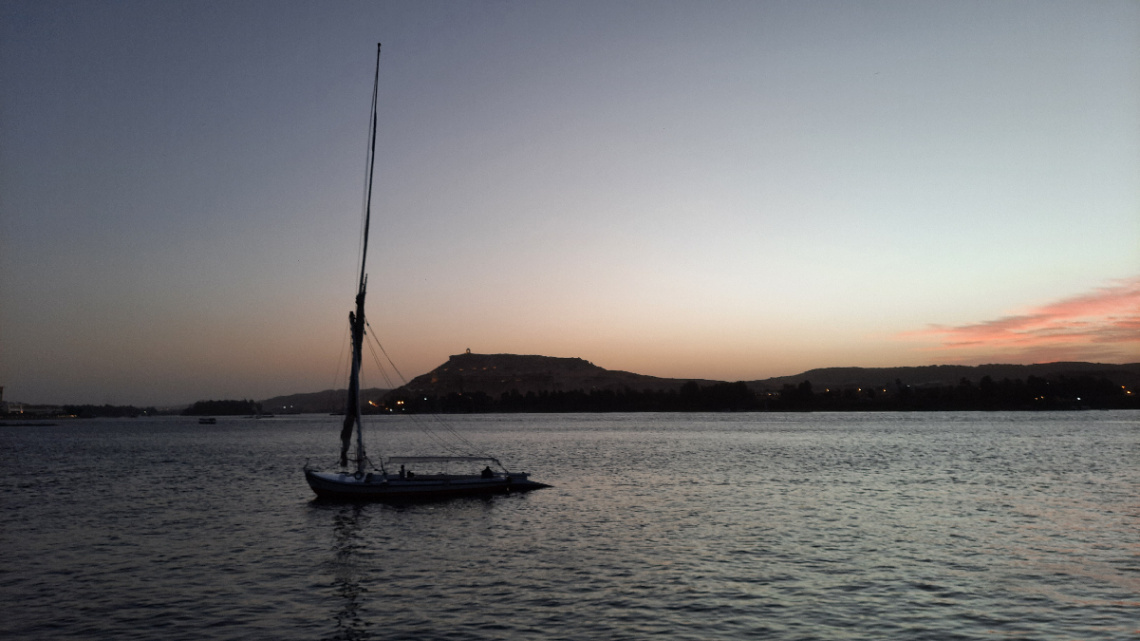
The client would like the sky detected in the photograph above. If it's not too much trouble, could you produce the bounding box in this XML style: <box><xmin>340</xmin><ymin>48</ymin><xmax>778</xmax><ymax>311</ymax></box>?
<box><xmin>2</xmin><ymin>0</ymin><xmax>1138</xmax><ymax>407</ymax></box>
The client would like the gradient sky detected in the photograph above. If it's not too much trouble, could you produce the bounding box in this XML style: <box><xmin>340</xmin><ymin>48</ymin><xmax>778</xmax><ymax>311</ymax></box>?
<box><xmin>2</xmin><ymin>1</ymin><xmax>1138</xmax><ymax>406</ymax></box>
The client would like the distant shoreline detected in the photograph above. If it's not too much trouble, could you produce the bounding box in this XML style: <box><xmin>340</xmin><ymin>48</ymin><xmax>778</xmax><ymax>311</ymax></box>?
<box><xmin>6</xmin><ymin>359</ymin><xmax>1137</xmax><ymax>414</ymax></box>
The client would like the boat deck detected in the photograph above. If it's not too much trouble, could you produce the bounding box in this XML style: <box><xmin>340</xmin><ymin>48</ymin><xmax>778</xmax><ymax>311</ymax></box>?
<box><xmin>304</xmin><ymin>468</ymin><xmax>549</xmax><ymax>501</ymax></box>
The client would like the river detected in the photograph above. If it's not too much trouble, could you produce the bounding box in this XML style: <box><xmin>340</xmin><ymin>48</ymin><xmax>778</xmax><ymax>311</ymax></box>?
<box><xmin>2</xmin><ymin>411</ymin><xmax>1136</xmax><ymax>639</ymax></box>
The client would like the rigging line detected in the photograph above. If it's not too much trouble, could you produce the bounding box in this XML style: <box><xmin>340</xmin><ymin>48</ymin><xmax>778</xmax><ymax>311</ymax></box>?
<box><xmin>364</xmin><ymin>340</ymin><xmax>490</xmax><ymax>454</ymax></box>
<box><xmin>364</xmin><ymin>319</ymin><xmax>410</xmax><ymax>387</ymax></box>
<box><xmin>331</xmin><ymin>321</ymin><xmax>351</xmax><ymax>392</ymax></box>
<box><xmin>364</xmin><ymin>332</ymin><xmax>397</xmax><ymax>391</ymax></box>
<box><xmin>360</xmin><ymin>336</ymin><xmax>463</xmax><ymax>455</ymax></box>
<box><xmin>359</xmin><ymin>321</ymin><xmax>491</xmax><ymax>458</ymax></box>
<box><xmin>354</xmin><ymin>118</ymin><xmax>371</xmax><ymax>288</ymax></box>
<box><xmin>352</xmin><ymin>362</ymin><xmax>385</xmax><ymax>471</ymax></box>
<box><xmin>392</xmin><ymin>398</ymin><xmax>468</xmax><ymax>455</ymax></box>
<box><xmin>388</xmin><ymin>388</ymin><xmax>473</xmax><ymax>454</ymax></box>
<box><xmin>354</xmin><ymin>44</ymin><xmax>382</xmax><ymax>296</ymax></box>
<box><xmin>411</xmin><ymin>414</ymin><xmax>469</xmax><ymax>455</ymax></box>
<box><xmin>358</xmin><ymin>43</ymin><xmax>381</xmax><ymax>295</ymax></box>
<box><xmin>359</xmin><ymin>339</ymin><xmax>455</xmax><ymax>456</ymax></box>
<box><xmin>404</xmin><ymin>396</ymin><xmax>489</xmax><ymax>457</ymax></box>
<box><xmin>409</xmin><ymin>389</ymin><xmax>488</xmax><ymax>450</ymax></box>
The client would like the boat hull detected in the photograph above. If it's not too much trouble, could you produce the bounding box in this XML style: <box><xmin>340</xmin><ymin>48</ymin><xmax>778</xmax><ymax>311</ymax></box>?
<box><xmin>304</xmin><ymin>468</ymin><xmax>550</xmax><ymax>501</ymax></box>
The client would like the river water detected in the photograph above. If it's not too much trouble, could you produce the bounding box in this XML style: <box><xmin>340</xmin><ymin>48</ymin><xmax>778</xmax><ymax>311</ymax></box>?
<box><xmin>1</xmin><ymin>412</ymin><xmax>1137</xmax><ymax>640</ymax></box>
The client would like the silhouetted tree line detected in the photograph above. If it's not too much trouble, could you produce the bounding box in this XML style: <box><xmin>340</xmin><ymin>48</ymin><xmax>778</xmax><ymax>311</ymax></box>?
<box><xmin>385</xmin><ymin>375</ymin><xmax>1136</xmax><ymax>413</ymax></box>
<box><xmin>182</xmin><ymin>399</ymin><xmax>263</xmax><ymax>416</ymax></box>
<box><xmin>62</xmin><ymin>404</ymin><xmax>158</xmax><ymax>418</ymax></box>
<box><xmin>869</xmin><ymin>375</ymin><xmax>1135</xmax><ymax>411</ymax></box>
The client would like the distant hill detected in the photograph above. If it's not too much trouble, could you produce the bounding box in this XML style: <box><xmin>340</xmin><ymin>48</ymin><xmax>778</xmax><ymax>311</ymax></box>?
<box><xmin>378</xmin><ymin>354</ymin><xmax>1137</xmax><ymax>412</ymax></box>
<box><xmin>266</xmin><ymin>355</ymin><xmax>1138</xmax><ymax>412</ymax></box>
<box><xmin>750</xmin><ymin>362</ymin><xmax>1140</xmax><ymax>392</ymax></box>
<box><xmin>260</xmin><ymin>388</ymin><xmax>391</xmax><ymax>414</ymax></box>
<box><xmin>390</xmin><ymin>353</ymin><xmax>1140</xmax><ymax>398</ymax></box>
<box><xmin>397</xmin><ymin>352</ymin><xmax>720</xmax><ymax>398</ymax></box>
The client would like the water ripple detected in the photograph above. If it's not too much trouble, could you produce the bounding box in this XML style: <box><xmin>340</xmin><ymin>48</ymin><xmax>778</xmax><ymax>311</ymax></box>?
<box><xmin>1</xmin><ymin>412</ymin><xmax>1137</xmax><ymax>639</ymax></box>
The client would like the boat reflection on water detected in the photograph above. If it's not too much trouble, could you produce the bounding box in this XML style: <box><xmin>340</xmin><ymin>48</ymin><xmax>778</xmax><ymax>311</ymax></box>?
<box><xmin>328</xmin><ymin>503</ymin><xmax>368</xmax><ymax>641</ymax></box>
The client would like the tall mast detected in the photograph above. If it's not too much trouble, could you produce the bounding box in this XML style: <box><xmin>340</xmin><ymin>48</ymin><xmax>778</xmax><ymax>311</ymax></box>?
<box><xmin>340</xmin><ymin>44</ymin><xmax>382</xmax><ymax>472</ymax></box>
<box><xmin>358</xmin><ymin>42</ymin><xmax>381</xmax><ymax>296</ymax></box>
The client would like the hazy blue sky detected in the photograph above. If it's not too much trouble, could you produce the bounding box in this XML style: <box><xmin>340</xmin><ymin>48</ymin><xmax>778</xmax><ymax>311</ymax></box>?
<box><xmin>2</xmin><ymin>1</ymin><xmax>1137</xmax><ymax>406</ymax></box>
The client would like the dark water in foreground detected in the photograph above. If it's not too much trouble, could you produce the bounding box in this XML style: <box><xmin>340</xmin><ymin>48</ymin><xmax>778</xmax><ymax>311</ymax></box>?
<box><xmin>1</xmin><ymin>412</ymin><xmax>1137</xmax><ymax>640</ymax></box>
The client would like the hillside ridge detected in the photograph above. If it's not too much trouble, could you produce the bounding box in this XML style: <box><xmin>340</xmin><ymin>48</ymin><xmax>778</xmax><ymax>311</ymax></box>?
<box><xmin>257</xmin><ymin>354</ymin><xmax>1140</xmax><ymax>409</ymax></box>
<box><xmin>392</xmin><ymin>353</ymin><xmax>1140</xmax><ymax>397</ymax></box>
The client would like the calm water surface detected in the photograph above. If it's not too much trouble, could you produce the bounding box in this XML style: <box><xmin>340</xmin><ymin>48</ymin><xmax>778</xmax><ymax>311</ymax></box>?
<box><xmin>2</xmin><ymin>412</ymin><xmax>1137</xmax><ymax>640</ymax></box>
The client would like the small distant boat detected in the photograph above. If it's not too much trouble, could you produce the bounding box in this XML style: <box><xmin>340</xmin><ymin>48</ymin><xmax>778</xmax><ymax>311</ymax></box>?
<box><xmin>303</xmin><ymin>44</ymin><xmax>548</xmax><ymax>501</ymax></box>
<box><xmin>198</xmin><ymin>417</ymin><xmax>217</xmax><ymax>425</ymax></box>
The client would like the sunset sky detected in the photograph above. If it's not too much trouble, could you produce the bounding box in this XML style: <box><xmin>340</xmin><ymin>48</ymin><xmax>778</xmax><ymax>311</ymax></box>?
<box><xmin>2</xmin><ymin>1</ymin><xmax>1138</xmax><ymax>406</ymax></box>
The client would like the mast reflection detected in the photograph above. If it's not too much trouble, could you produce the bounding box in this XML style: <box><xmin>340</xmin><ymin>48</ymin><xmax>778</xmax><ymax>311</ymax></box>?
<box><xmin>328</xmin><ymin>503</ymin><xmax>368</xmax><ymax>641</ymax></box>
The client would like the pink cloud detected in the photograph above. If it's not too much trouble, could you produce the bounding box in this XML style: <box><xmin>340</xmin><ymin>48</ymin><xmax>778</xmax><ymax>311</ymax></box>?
<box><xmin>900</xmin><ymin>277</ymin><xmax>1140</xmax><ymax>363</ymax></box>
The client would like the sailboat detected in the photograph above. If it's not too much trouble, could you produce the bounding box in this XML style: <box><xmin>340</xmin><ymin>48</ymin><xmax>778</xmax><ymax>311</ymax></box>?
<box><xmin>304</xmin><ymin>44</ymin><xmax>549</xmax><ymax>501</ymax></box>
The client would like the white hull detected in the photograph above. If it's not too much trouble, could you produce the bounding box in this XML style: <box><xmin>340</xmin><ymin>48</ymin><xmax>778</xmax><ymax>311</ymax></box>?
<box><xmin>305</xmin><ymin>468</ymin><xmax>548</xmax><ymax>501</ymax></box>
